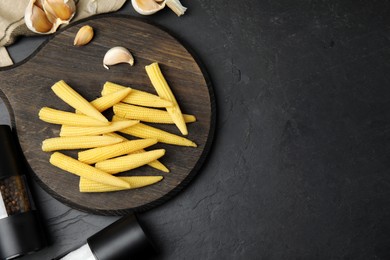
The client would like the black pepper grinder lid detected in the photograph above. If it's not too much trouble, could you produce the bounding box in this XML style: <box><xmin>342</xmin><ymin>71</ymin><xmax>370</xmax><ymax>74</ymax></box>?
<box><xmin>0</xmin><ymin>125</ymin><xmax>24</xmax><ymax>179</ymax></box>
<box><xmin>87</xmin><ymin>214</ymin><xmax>157</xmax><ymax>260</ymax></box>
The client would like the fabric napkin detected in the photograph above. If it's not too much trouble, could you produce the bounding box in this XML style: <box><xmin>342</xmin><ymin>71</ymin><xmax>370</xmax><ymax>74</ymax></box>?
<box><xmin>0</xmin><ymin>0</ymin><xmax>127</xmax><ymax>67</ymax></box>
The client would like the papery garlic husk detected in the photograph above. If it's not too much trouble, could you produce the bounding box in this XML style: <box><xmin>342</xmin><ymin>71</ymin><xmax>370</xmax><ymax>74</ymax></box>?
<box><xmin>131</xmin><ymin>0</ymin><xmax>166</xmax><ymax>15</ymax></box>
<box><xmin>25</xmin><ymin>0</ymin><xmax>76</xmax><ymax>34</ymax></box>
<box><xmin>74</xmin><ymin>25</ymin><xmax>94</xmax><ymax>46</ymax></box>
<box><xmin>165</xmin><ymin>0</ymin><xmax>187</xmax><ymax>16</ymax></box>
<box><xmin>103</xmin><ymin>47</ymin><xmax>135</xmax><ymax>70</ymax></box>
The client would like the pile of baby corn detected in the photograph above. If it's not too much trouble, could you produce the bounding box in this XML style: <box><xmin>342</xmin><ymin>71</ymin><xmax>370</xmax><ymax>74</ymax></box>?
<box><xmin>39</xmin><ymin>62</ymin><xmax>197</xmax><ymax>193</ymax></box>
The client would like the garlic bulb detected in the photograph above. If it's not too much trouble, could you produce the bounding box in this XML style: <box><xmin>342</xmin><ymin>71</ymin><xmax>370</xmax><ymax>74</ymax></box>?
<box><xmin>25</xmin><ymin>2</ymin><xmax>53</xmax><ymax>33</ymax></box>
<box><xmin>103</xmin><ymin>47</ymin><xmax>134</xmax><ymax>70</ymax></box>
<box><xmin>24</xmin><ymin>0</ymin><xmax>76</xmax><ymax>34</ymax></box>
<box><xmin>131</xmin><ymin>0</ymin><xmax>187</xmax><ymax>16</ymax></box>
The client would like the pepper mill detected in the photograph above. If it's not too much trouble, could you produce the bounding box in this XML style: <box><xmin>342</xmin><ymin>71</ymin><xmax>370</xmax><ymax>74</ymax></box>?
<box><xmin>54</xmin><ymin>213</ymin><xmax>157</xmax><ymax>260</ymax></box>
<box><xmin>0</xmin><ymin>125</ymin><xmax>46</xmax><ymax>259</ymax></box>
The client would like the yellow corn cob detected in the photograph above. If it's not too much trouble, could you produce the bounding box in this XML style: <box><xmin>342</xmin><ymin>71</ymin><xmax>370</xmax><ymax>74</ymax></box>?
<box><xmin>78</xmin><ymin>138</ymin><xmax>157</xmax><ymax>164</ymax></box>
<box><xmin>103</xmin><ymin>132</ymin><xmax>127</xmax><ymax>141</ymax></box>
<box><xmin>79</xmin><ymin>176</ymin><xmax>163</xmax><ymax>192</ymax></box>
<box><xmin>145</xmin><ymin>62</ymin><xmax>188</xmax><ymax>135</ymax></box>
<box><xmin>59</xmin><ymin>120</ymin><xmax>139</xmax><ymax>137</ymax></box>
<box><xmin>50</xmin><ymin>152</ymin><xmax>130</xmax><ymax>188</ymax></box>
<box><xmin>42</xmin><ymin>136</ymin><xmax>123</xmax><ymax>152</ymax></box>
<box><xmin>145</xmin><ymin>158</ymin><xmax>169</xmax><ymax>172</ymax></box>
<box><xmin>113</xmin><ymin>103</ymin><xmax>196</xmax><ymax>124</ymax></box>
<box><xmin>39</xmin><ymin>107</ymin><xmax>109</xmax><ymax>126</ymax></box>
<box><xmin>95</xmin><ymin>149</ymin><xmax>165</xmax><ymax>174</ymax></box>
<box><xmin>102</xmin><ymin>133</ymin><xmax>169</xmax><ymax>171</ymax></box>
<box><xmin>76</xmin><ymin>88</ymin><xmax>131</xmax><ymax>114</ymax></box>
<box><xmin>113</xmin><ymin>115</ymin><xmax>197</xmax><ymax>147</ymax></box>
<box><xmin>102</xmin><ymin>81</ymin><xmax>172</xmax><ymax>108</ymax></box>
<box><xmin>51</xmin><ymin>80</ymin><xmax>108</xmax><ymax>123</ymax></box>
<box><xmin>131</xmin><ymin>149</ymin><xmax>169</xmax><ymax>172</ymax></box>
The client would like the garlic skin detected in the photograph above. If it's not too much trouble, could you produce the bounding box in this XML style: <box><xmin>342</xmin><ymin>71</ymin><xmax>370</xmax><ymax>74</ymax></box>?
<box><xmin>74</xmin><ymin>25</ymin><xmax>94</xmax><ymax>46</ymax></box>
<box><xmin>165</xmin><ymin>0</ymin><xmax>187</xmax><ymax>16</ymax></box>
<box><xmin>24</xmin><ymin>0</ymin><xmax>76</xmax><ymax>34</ymax></box>
<box><xmin>103</xmin><ymin>47</ymin><xmax>135</xmax><ymax>70</ymax></box>
<box><xmin>131</xmin><ymin>0</ymin><xmax>165</xmax><ymax>16</ymax></box>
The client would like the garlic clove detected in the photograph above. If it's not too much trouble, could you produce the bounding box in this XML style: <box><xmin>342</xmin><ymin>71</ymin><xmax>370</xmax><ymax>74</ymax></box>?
<box><xmin>165</xmin><ymin>0</ymin><xmax>187</xmax><ymax>16</ymax></box>
<box><xmin>74</xmin><ymin>25</ymin><xmax>94</xmax><ymax>46</ymax></box>
<box><xmin>131</xmin><ymin>0</ymin><xmax>165</xmax><ymax>16</ymax></box>
<box><xmin>25</xmin><ymin>0</ymin><xmax>54</xmax><ymax>34</ymax></box>
<box><xmin>34</xmin><ymin>0</ymin><xmax>44</xmax><ymax>9</ymax></box>
<box><xmin>43</xmin><ymin>0</ymin><xmax>76</xmax><ymax>25</ymax></box>
<box><xmin>103</xmin><ymin>47</ymin><xmax>135</xmax><ymax>70</ymax></box>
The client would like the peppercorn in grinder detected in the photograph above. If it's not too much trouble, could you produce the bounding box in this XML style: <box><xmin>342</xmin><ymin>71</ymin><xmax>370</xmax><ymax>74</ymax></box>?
<box><xmin>0</xmin><ymin>125</ymin><xmax>46</xmax><ymax>259</ymax></box>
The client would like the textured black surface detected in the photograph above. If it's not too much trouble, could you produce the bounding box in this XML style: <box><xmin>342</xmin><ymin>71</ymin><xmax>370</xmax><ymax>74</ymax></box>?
<box><xmin>3</xmin><ymin>0</ymin><xmax>390</xmax><ymax>259</ymax></box>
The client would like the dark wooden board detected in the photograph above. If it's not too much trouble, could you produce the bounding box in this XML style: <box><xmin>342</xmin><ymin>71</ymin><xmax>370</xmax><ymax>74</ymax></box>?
<box><xmin>0</xmin><ymin>15</ymin><xmax>215</xmax><ymax>215</ymax></box>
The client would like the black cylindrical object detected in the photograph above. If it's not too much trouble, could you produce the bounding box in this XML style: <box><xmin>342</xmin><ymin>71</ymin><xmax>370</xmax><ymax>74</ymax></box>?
<box><xmin>0</xmin><ymin>125</ymin><xmax>46</xmax><ymax>259</ymax></box>
<box><xmin>87</xmin><ymin>214</ymin><xmax>156</xmax><ymax>260</ymax></box>
<box><xmin>54</xmin><ymin>214</ymin><xmax>157</xmax><ymax>260</ymax></box>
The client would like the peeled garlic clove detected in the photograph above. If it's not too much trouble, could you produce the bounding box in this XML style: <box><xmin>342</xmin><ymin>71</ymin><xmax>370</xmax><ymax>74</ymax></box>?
<box><xmin>43</xmin><ymin>0</ymin><xmax>76</xmax><ymax>26</ymax></box>
<box><xmin>25</xmin><ymin>0</ymin><xmax>54</xmax><ymax>34</ymax></box>
<box><xmin>131</xmin><ymin>0</ymin><xmax>165</xmax><ymax>15</ymax></box>
<box><xmin>165</xmin><ymin>0</ymin><xmax>187</xmax><ymax>16</ymax></box>
<box><xmin>74</xmin><ymin>25</ymin><xmax>94</xmax><ymax>46</ymax></box>
<box><xmin>103</xmin><ymin>47</ymin><xmax>135</xmax><ymax>70</ymax></box>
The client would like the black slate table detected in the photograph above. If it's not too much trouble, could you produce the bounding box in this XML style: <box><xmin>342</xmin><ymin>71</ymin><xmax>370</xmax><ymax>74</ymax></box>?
<box><xmin>2</xmin><ymin>1</ymin><xmax>390</xmax><ymax>259</ymax></box>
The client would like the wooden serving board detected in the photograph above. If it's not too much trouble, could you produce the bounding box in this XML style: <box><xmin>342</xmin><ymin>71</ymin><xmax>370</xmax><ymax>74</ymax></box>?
<box><xmin>0</xmin><ymin>15</ymin><xmax>215</xmax><ymax>215</ymax></box>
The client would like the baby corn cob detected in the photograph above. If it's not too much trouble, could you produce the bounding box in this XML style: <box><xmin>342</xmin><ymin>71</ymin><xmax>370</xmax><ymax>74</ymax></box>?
<box><xmin>113</xmin><ymin>115</ymin><xmax>197</xmax><ymax>147</ymax></box>
<box><xmin>51</xmin><ymin>80</ymin><xmax>108</xmax><ymax>123</ymax></box>
<box><xmin>131</xmin><ymin>149</ymin><xmax>169</xmax><ymax>172</ymax></box>
<box><xmin>42</xmin><ymin>136</ymin><xmax>123</xmax><ymax>152</ymax></box>
<box><xmin>78</xmin><ymin>138</ymin><xmax>158</xmax><ymax>164</ymax></box>
<box><xmin>145</xmin><ymin>62</ymin><xmax>188</xmax><ymax>135</ymax></box>
<box><xmin>102</xmin><ymin>81</ymin><xmax>172</xmax><ymax>108</ymax></box>
<box><xmin>113</xmin><ymin>103</ymin><xmax>196</xmax><ymax>124</ymax></box>
<box><xmin>103</xmin><ymin>133</ymin><xmax>169</xmax><ymax>171</ymax></box>
<box><xmin>145</xmin><ymin>158</ymin><xmax>169</xmax><ymax>172</ymax></box>
<box><xmin>103</xmin><ymin>132</ymin><xmax>127</xmax><ymax>141</ymax></box>
<box><xmin>60</xmin><ymin>120</ymin><xmax>139</xmax><ymax>137</ymax></box>
<box><xmin>39</xmin><ymin>107</ymin><xmax>109</xmax><ymax>126</ymax></box>
<box><xmin>50</xmin><ymin>152</ymin><xmax>130</xmax><ymax>188</ymax></box>
<box><xmin>79</xmin><ymin>176</ymin><xmax>163</xmax><ymax>192</ymax></box>
<box><xmin>95</xmin><ymin>149</ymin><xmax>165</xmax><ymax>174</ymax></box>
<box><xmin>76</xmin><ymin>88</ymin><xmax>131</xmax><ymax>114</ymax></box>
